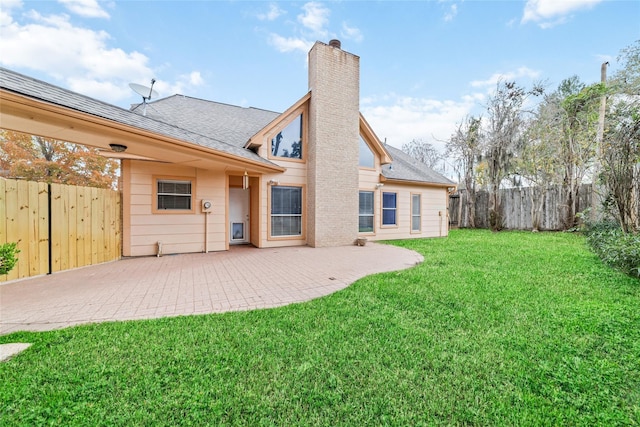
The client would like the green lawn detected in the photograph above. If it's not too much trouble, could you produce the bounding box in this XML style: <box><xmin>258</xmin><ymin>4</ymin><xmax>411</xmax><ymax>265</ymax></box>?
<box><xmin>1</xmin><ymin>230</ymin><xmax>639</xmax><ymax>426</ymax></box>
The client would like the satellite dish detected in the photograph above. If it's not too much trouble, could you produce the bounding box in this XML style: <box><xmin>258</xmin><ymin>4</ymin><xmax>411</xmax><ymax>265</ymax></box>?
<box><xmin>129</xmin><ymin>79</ymin><xmax>158</xmax><ymax>116</ymax></box>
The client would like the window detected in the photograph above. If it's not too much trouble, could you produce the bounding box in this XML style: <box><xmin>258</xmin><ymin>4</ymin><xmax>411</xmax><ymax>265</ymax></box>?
<box><xmin>359</xmin><ymin>136</ymin><xmax>374</xmax><ymax>168</ymax></box>
<box><xmin>271</xmin><ymin>186</ymin><xmax>302</xmax><ymax>237</ymax></box>
<box><xmin>382</xmin><ymin>192</ymin><xmax>397</xmax><ymax>226</ymax></box>
<box><xmin>157</xmin><ymin>179</ymin><xmax>192</xmax><ymax>210</ymax></box>
<box><xmin>271</xmin><ymin>114</ymin><xmax>302</xmax><ymax>159</ymax></box>
<box><xmin>359</xmin><ymin>191</ymin><xmax>374</xmax><ymax>233</ymax></box>
<box><xmin>411</xmin><ymin>194</ymin><xmax>421</xmax><ymax>232</ymax></box>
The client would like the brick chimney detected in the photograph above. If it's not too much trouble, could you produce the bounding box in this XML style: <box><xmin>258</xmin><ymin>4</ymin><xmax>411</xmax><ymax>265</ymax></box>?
<box><xmin>307</xmin><ymin>40</ymin><xmax>360</xmax><ymax>247</ymax></box>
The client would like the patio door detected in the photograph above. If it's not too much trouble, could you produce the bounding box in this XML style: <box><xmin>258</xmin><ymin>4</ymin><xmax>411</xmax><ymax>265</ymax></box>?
<box><xmin>229</xmin><ymin>187</ymin><xmax>250</xmax><ymax>244</ymax></box>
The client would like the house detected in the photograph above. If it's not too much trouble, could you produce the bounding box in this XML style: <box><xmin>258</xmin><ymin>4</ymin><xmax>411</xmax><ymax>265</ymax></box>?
<box><xmin>0</xmin><ymin>40</ymin><xmax>455</xmax><ymax>257</ymax></box>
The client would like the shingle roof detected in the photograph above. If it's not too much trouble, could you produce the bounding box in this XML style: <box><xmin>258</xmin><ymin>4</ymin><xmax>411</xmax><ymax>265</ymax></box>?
<box><xmin>0</xmin><ymin>67</ymin><xmax>277</xmax><ymax>168</ymax></box>
<box><xmin>2</xmin><ymin>67</ymin><xmax>456</xmax><ymax>186</ymax></box>
<box><xmin>382</xmin><ymin>145</ymin><xmax>455</xmax><ymax>186</ymax></box>
<box><xmin>134</xmin><ymin>95</ymin><xmax>279</xmax><ymax>148</ymax></box>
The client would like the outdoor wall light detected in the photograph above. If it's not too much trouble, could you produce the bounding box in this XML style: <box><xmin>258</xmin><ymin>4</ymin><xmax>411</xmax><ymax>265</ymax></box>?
<box><xmin>109</xmin><ymin>143</ymin><xmax>128</xmax><ymax>153</ymax></box>
<box><xmin>242</xmin><ymin>171</ymin><xmax>249</xmax><ymax>190</ymax></box>
<box><xmin>375</xmin><ymin>183</ymin><xmax>384</xmax><ymax>189</ymax></box>
<box><xmin>268</xmin><ymin>179</ymin><xmax>279</xmax><ymax>185</ymax></box>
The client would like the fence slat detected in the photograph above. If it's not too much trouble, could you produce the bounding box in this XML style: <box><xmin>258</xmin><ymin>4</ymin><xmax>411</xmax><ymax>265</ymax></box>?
<box><xmin>67</xmin><ymin>185</ymin><xmax>77</xmax><ymax>270</ymax></box>
<box><xmin>38</xmin><ymin>183</ymin><xmax>49</xmax><ymax>275</ymax></box>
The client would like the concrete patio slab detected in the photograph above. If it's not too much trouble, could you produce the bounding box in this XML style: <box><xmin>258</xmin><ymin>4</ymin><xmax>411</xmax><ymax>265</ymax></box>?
<box><xmin>1</xmin><ymin>243</ymin><xmax>422</xmax><ymax>335</ymax></box>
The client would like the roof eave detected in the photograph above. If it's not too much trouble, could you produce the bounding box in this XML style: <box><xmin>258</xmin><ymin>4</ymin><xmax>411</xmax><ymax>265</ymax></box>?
<box><xmin>1</xmin><ymin>89</ymin><xmax>285</xmax><ymax>174</ymax></box>
<box><xmin>245</xmin><ymin>92</ymin><xmax>312</xmax><ymax>150</ymax></box>
<box><xmin>380</xmin><ymin>174</ymin><xmax>457</xmax><ymax>190</ymax></box>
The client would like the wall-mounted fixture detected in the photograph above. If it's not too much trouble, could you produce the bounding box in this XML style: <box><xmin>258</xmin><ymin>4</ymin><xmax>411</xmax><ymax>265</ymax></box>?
<box><xmin>268</xmin><ymin>179</ymin><xmax>279</xmax><ymax>186</ymax></box>
<box><xmin>242</xmin><ymin>171</ymin><xmax>249</xmax><ymax>190</ymax></box>
<box><xmin>375</xmin><ymin>183</ymin><xmax>384</xmax><ymax>189</ymax></box>
<box><xmin>202</xmin><ymin>199</ymin><xmax>213</xmax><ymax>213</ymax></box>
<box><xmin>109</xmin><ymin>143</ymin><xmax>127</xmax><ymax>153</ymax></box>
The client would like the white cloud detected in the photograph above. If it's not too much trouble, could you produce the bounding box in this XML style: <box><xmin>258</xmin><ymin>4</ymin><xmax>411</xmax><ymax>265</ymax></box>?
<box><xmin>186</xmin><ymin>71</ymin><xmax>203</xmax><ymax>86</ymax></box>
<box><xmin>341</xmin><ymin>22</ymin><xmax>363</xmax><ymax>43</ymax></box>
<box><xmin>58</xmin><ymin>0</ymin><xmax>110</xmax><ymax>19</ymax></box>
<box><xmin>257</xmin><ymin>3</ymin><xmax>284</xmax><ymax>21</ymax></box>
<box><xmin>361</xmin><ymin>93</ymin><xmax>482</xmax><ymax>153</ymax></box>
<box><xmin>165</xmin><ymin>71</ymin><xmax>205</xmax><ymax>95</ymax></box>
<box><xmin>268</xmin><ymin>33</ymin><xmax>313</xmax><ymax>53</ymax></box>
<box><xmin>0</xmin><ymin>0</ymin><xmax>22</xmax><ymax>25</ymax></box>
<box><xmin>1</xmin><ymin>9</ymin><xmax>153</xmax><ymax>103</ymax></box>
<box><xmin>522</xmin><ymin>0</ymin><xmax>603</xmax><ymax>27</ymax></box>
<box><xmin>444</xmin><ymin>3</ymin><xmax>458</xmax><ymax>22</ymax></box>
<box><xmin>470</xmin><ymin>66</ymin><xmax>541</xmax><ymax>89</ymax></box>
<box><xmin>298</xmin><ymin>2</ymin><xmax>329</xmax><ymax>35</ymax></box>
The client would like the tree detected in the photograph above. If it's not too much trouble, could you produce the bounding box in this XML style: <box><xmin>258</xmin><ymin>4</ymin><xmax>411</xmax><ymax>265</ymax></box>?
<box><xmin>0</xmin><ymin>130</ymin><xmax>119</xmax><ymax>189</ymax></box>
<box><xmin>484</xmin><ymin>80</ymin><xmax>543</xmax><ymax>230</ymax></box>
<box><xmin>446</xmin><ymin>116</ymin><xmax>482</xmax><ymax>227</ymax></box>
<box><xmin>401</xmin><ymin>139</ymin><xmax>443</xmax><ymax>171</ymax></box>
<box><xmin>515</xmin><ymin>95</ymin><xmax>565</xmax><ymax>231</ymax></box>
<box><xmin>600</xmin><ymin>40</ymin><xmax>640</xmax><ymax>233</ymax></box>
<box><xmin>557</xmin><ymin>78</ymin><xmax>602</xmax><ymax>229</ymax></box>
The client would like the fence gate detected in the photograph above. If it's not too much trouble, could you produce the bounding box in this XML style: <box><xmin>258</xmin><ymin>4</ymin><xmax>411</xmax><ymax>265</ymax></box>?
<box><xmin>0</xmin><ymin>178</ymin><xmax>122</xmax><ymax>282</ymax></box>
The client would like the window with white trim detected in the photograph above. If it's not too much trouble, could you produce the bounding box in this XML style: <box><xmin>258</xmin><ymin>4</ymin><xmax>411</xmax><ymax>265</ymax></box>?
<box><xmin>411</xmin><ymin>194</ymin><xmax>421</xmax><ymax>232</ymax></box>
<box><xmin>382</xmin><ymin>192</ymin><xmax>397</xmax><ymax>226</ymax></box>
<box><xmin>271</xmin><ymin>186</ymin><xmax>302</xmax><ymax>236</ymax></box>
<box><xmin>157</xmin><ymin>179</ymin><xmax>192</xmax><ymax>210</ymax></box>
<box><xmin>359</xmin><ymin>191</ymin><xmax>374</xmax><ymax>232</ymax></box>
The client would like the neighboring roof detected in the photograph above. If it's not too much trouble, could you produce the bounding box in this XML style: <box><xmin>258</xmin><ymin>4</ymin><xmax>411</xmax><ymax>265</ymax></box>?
<box><xmin>135</xmin><ymin>95</ymin><xmax>279</xmax><ymax>148</ymax></box>
<box><xmin>382</xmin><ymin>145</ymin><xmax>455</xmax><ymax>186</ymax></box>
<box><xmin>0</xmin><ymin>67</ymin><xmax>277</xmax><ymax>168</ymax></box>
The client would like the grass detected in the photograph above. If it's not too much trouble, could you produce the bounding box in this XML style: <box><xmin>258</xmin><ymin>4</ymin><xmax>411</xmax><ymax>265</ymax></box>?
<box><xmin>1</xmin><ymin>229</ymin><xmax>639</xmax><ymax>426</ymax></box>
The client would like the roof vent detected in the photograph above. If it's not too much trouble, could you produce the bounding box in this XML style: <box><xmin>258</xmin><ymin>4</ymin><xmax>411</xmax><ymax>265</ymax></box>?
<box><xmin>329</xmin><ymin>39</ymin><xmax>341</xmax><ymax>49</ymax></box>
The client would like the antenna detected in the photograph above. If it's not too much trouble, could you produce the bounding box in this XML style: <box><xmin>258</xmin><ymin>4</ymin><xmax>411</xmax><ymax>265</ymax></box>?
<box><xmin>129</xmin><ymin>79</ymin><xmax>158</xmax><ymax>116</ymax></box>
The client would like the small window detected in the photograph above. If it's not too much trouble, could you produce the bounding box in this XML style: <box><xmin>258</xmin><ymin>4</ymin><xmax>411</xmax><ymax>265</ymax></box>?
<box><xmin>157</xmin><ymin>179</ymin><xmax>192</xmax><ymax>210</ymax></box>
<box><xmin>359</xmin><ymin>136</ymin><xmax>375</xmax><ymax>168</ymax></box>
<box><xmin>411</xmin><ymin>194</ymin><xmax>421</xmax><ymax>232</ymax></box>
<box><xmin>359</xmin><ymin>191</ymin><xmax>374</xmax><ymax>233</ymax></box>
<box><xmin>271</xmin><ymin>186</ymin><xmax>302</xmax><ymax>237</ymax></box>
<box><xmin>382</xmin><ymin>192</ymin><xmax>397</xmax><ymax>226</ymax></box>
<box><xmin>271</xmin><ymin>114</ymin><xmax>303</xmax><ymax>159</ymax></box>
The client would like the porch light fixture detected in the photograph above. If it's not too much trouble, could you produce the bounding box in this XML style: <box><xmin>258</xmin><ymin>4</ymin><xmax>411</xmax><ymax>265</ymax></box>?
<box><xmin>109</xmin><ymin>143</ymin><xmax>127</xmax><ymax>153</ymax></box>
<box><xmin>268</xmin><ymin>179</ymin><xmax>279</xmax><ymax>186</ymax></box>
<box><xmin>375</xmin><ymin>183</ymin><xmax>384</xmax><ymax>189</ymax></box>
<box><xmin>243</xmin><ymin>171</ymin><xmax>249</xmax><ymax>190</ymax></box>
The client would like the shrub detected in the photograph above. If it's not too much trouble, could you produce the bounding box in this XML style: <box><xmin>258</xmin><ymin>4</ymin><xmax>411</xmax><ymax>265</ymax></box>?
<box><xmin>0</xmin><ymin>242</ymin><xmax>20</xmax><ymax>275</ymax></box>
<box><xmin>582</xmin><ymin>220</ymin><xmax>640</xmax><ymax>279</ymax></box>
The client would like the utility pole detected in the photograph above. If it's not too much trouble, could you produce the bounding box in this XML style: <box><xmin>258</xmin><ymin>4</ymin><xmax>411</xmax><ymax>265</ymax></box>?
<box><xmin>592</xmin><ymin>61</ymin><xmax>608</xmax><ymax>220</ymax></box>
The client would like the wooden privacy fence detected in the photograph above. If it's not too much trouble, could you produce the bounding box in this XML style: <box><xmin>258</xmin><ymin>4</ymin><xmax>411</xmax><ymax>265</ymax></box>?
<box><xmin>449</xmin><ymin>184</ymin><xmax>592</xmax><ymax>231</ymax></box>
<box><xmin>0</xmin><ymin>178</ymin><xmax>122</xmax><ymax>282</ymax></box>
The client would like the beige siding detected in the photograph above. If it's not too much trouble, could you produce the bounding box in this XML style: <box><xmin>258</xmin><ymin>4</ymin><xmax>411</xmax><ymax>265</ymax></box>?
<box><xmin>124</xmin><ymin>160</ymin><xmax>227</xmax><ymax>256</ymax></box>
<box><xmin>357</xmin><ymin>172</ymin><xmax>450</xmax><ymax>242</ymax></box>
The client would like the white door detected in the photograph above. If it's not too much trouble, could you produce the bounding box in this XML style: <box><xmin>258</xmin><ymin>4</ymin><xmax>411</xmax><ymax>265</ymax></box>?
<box><xmin>229</xmin><ymin>188</ymin><xmax>250</xmax><ymax>244</ymax></box>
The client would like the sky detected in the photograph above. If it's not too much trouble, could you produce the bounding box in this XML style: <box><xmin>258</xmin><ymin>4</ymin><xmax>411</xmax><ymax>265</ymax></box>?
<box><xmin>1</xmin><ymin>0</ymin><xmax>639</xmax><ymax>155</ymax></box>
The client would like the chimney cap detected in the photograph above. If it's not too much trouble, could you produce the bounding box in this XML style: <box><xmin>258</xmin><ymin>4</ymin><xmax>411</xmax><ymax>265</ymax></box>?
<box><xmin>329</xmin><ymin>39</ymin><xmax>341</xmax><ymax>49</ymax></box>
